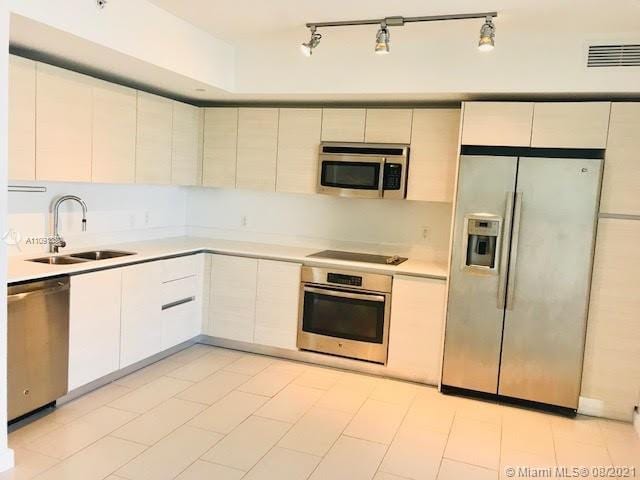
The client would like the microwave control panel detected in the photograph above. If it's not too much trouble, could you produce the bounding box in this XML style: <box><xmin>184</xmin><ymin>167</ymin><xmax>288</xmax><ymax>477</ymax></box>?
<box><xmin>383</xmin><ymin>163</ymin><xmax>403</xmax><ymax>190</ymax></box>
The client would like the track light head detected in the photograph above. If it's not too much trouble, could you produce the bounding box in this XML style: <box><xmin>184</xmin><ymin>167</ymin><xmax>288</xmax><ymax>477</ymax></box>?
<box><xmin>375</xmin><ymin>24</ymin><xmax>390</xmax><ymax>55</ymax></box>
<box><xmin>478</xmin><ymin>16</ymin><xmax>495</xmax><ymax>51</ymax></box>
<box><xmin>301</xmin><ymin>26</ymin><xmax>322</xmax><ymax>57</ymax></box>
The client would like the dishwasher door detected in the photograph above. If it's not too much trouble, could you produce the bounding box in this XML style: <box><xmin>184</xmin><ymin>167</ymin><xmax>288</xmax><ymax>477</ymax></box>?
<box><xmin>8</xmin><ymin>277</ymin><xmax>70</xmax><ymax>421</ymax></box>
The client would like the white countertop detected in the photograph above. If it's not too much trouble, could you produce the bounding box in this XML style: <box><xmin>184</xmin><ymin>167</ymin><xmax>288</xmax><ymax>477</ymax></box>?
<box><xmin>7</xmin><ymin>236</ymin><xmax>448</xmax><ymax>284</ymax></box>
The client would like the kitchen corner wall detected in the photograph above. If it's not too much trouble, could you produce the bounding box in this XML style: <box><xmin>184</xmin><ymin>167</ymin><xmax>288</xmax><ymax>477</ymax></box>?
<box><xmin>7</xmin><ymin>182</ymin><xmax>188</xmax><ymax>256</ymax></box>
<box><xmin>185</xmin><ymin>188</ymin><xmax>453</xmax><ymax>263</ymax></box>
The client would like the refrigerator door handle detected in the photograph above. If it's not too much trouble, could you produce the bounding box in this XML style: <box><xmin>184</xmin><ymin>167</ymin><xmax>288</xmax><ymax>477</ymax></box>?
<box><xmin>506</xmin><ymin>192</ymin><xmax>523</xmax><ymax>310</ymax></box>
<box><xmin>497</xmin><ymin>192</ymin><xmax>514</xmax><ymax>309</ymax></box>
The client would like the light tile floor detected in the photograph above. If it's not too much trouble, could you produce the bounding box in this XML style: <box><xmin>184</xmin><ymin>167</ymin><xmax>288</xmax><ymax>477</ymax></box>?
<box><xmin>4</xmin><ymin>344</ymin><xmax>640</xmax><ymax>480</ymax></box>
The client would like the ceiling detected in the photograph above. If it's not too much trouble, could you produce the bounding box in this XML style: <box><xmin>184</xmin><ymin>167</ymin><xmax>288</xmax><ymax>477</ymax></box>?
<box><xmin>147</xmin><ymin>0</ymin><xmax>640</xmax><ymax>42</ymax></box>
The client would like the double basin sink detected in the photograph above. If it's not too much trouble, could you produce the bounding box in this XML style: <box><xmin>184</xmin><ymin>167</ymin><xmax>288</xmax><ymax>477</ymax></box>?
<box><xmin>29</xmin><ymin>250</ymin><xmax>136</xmax><ymax>265</ymax></box>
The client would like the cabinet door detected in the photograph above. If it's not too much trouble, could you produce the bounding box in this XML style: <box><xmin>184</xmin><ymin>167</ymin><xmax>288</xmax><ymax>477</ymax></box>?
<box><xmin>387</xmin><ymin>276</ymin><xmax>446</xmax><ymax>384</ymax></box>
<box><xmin>321</xmin><ymin>108</ymin><xmax>366</xmax><ymax>142</ymax></box>
<box><xmin>461</xmin><ymin>102</ymin><xmax>534</xmax><ymax>147</ymax></box>
<box><xmin>600</xmin><ymin>103</ymin><xmax>640</xmax><ymax>216</ymax></box>
<box><xmin>581</xmin><ymin>219</ymin><xmax>640</xmax><ymax>420</ymax></box>
<box><xmin>36</xmin><ymin>63</ymin><xmax>93</xmax><ymax>182</ymax></box>
<box><xmin>236</xmin><ymin>108</ymin><xmax>279</xmax><ymax>191</ymax></box>
<box><xmin>254</xmin><ymin>260</ymin><xmax>301</xmax><ymax>350</ymax></box>
<box><xmin>276</xmin><ymin>108</ymin><xmax>321</xmax><ymax>194</ymax></box>
<box><xmin>136</xmin><ymin>91</ymin><xmax>173</xmax><ymax>184</ymax></box>
<box><xmin>121</xmin><ymin>261</ymin><xmax>163</xmax><ymax>367</ymax></box>
<box><xmin>172</xmin><ymin>101</ymin><xmax>203</xmax><ymax>186</ymax></box>
<box><xmin>92</xmin><ymin>79</ymin><xmax>137</xmax><ymax>184</ymax></box>
<box><xmin>69</xmin><ymin>269</ymin><xmax>122</xmax><ymax>390</ymax></box>
<box><xmin>531</xmin><ymin>102</ymin><xmax>611</xmax><ymax>148</ymax></box>
<box><xmin>407</xmin><ymin>109</ymin><xmax>461</xmax><ymax>202</ymax></box>
<box><xmin>8</xmin><ymin>55</ymin><xmax>36</xmax><ymax>180</ymax></box>
<box><xmin>209</xmin><ymin>254</ymin><xmax>258</xmax><ymax>342</ymax></box>
<box><xmin>364</xmin><ymin>109</ymin><xmax>413</xmax><ymax>144</ymax></box>
<box><xmin>203</xmin><ymin>107</ymin><xmax>238</xmax><ymax>188</ymax></box>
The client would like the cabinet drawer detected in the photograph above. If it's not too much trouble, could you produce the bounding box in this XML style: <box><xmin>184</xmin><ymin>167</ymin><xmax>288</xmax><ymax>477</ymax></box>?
<box><xmin>162</xmin><ymin>297</ymin><xmax>201</xmax><ymax>349</ymax></box>
<box><xmin>161</xmin><ymin>275</ymin><xmax>199</xmax><ymax>306</ymax></box>
<box><xmin>161</xmin><ymin>255</ymin><xmax>200</xmax><ymax>282</ymax></box>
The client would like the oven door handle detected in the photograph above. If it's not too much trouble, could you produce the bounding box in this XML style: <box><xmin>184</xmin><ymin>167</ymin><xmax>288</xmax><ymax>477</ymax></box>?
<box><xmin>378</xmin><ymin>158</ymin><xmax>386</xmax><ymax>198</ymax></box>
<box><xmin>304</xmin><ymin>285</ymin><xmax>386</xmax><ymax>303</ymax></box>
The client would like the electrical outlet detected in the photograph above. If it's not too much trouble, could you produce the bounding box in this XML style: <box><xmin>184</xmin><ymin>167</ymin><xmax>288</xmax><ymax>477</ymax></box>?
<box><xmin>144</xmin><ymin>211</ymin><xmax>150</xmax><ymax>226</ymax></box>
<box><xmin>240</xmin><ymin>215</ymin><xmax>248</xmax><ymax>227</ymax></box>
<box><xmin>421</xmin><ymin>227</ymin><xmax>429</xmax><ymax>240</ymax></box>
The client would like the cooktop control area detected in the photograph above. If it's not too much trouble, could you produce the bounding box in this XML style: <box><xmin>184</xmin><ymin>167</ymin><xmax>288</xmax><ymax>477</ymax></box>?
<box><xmin>307</xmin><ymin>250</ymin><xmax>408</xmax><ymax>266</ymax></box>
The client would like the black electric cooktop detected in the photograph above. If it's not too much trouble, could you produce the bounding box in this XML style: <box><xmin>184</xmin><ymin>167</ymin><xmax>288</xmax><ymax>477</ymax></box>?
<box><xmin>307</xmin><ymin>250</ymin><xmax>408</xmax><ymax>266</ymax></box>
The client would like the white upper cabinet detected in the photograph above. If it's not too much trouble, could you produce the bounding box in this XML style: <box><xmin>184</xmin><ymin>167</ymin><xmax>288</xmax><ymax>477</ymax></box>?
<box><xmin>321</xmin><ymin>109</ymin><xmax>366</xmax><ymax>142</ymax></box>
<box><xmin>408</xmin><ymin>108</ymin><xmax>461</xmax><ymax>203</ymax></box>
<box><xmin>203</xmin><ymin>107</ymin><xmax>238</xmax><ymax>188</ymax></box>
<box><xmin>120</xmin><ymin>261</ymin><xmax>163</xmax><ymax>367</ymax></box>
<box><xmin>531</xmin><ymin>102</ymin><xmax>611</xmax><ymax>148</ymax></box>
<box><xmin>209</xmin><ymin>254</ymin><xmax>258</xmax><ymax>342</ymax></box>
<box><xmin>92</xmin><ymin>79</ymin><xmax>137</xmax><ymax>184</ymax></box>
<box><xmin>254</xmin><ymin>260</ymin><xmax>301</xmax><ymax>350</ymax></box>
<box><xmin>69</xmin><ymin>269</ymin><xmax>122</xmax><ymax>390</ymax></box>
<box><xmin>461</xmin><ymin>102</ymin><xmax>534</xmax><ymax>147</ymax></box>
<box><xmin>136</xmin><ymin>91</ymin><xmax>173</xmax><ymax>184</ymax></box>
<box><xmin>387</xmin><ymin>276</ymin><xmax>446</xmax><ymax>384</ymax></box>
<box><xmin>36</xmin><ymin>63</ymin><xmax>93</xmax><ymax>182</ymax></box>
<box><xmin>8</xmin><ymin>55</ymin><xmax>36</xmax><ymax>181</ymax></box>
<box><xmin>236</xmin><ymin>108</ymin><xmax>279</xmax><ymax>191</ymax></box>
<box><xmin>600</xmin><ymin>103</ymin><xmax>640</xmax><ymax>216</ymax></box>
<box><xmin>276</xmin><ymin>108</ymin><xmax>322</xmax><ymax>194</ymax></box>
<box><xmin>171</xmin><ymin>100</ymin><xmax>203</xmax><ymax>186</ymax></box>
<box><xmin>365</xmin><ymin>109</ymin><xmax>413</xmax><ymax>144</ymax></box>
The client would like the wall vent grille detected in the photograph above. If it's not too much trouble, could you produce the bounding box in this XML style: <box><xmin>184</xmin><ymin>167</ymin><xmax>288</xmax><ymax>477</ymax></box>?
<box><xmin>587</xmin><ymin>44</ymin><xmax>640</xmax><ymax>67</ymax></box>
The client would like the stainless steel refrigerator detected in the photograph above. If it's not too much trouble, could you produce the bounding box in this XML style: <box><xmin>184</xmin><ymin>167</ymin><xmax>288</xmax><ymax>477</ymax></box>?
<box><xmin>441</xmin><ymin>147</ymin><xmax>603</xmax><ymax>413</ymax></box>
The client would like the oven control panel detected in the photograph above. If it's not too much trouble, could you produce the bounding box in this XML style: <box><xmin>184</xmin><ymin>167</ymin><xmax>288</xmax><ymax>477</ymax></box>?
<box><xmin>327</xmin><ymin>273</ymin><xmax>363</xmax><ymax>287</ymax></box>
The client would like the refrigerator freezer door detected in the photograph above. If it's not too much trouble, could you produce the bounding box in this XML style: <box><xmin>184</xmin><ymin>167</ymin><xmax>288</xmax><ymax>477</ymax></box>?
<box><xmin>442</xmin><ymin>155</ymin><xmax>517</xmax><ymax>393</ymax></box>
<box><xmin>498</xmin><ymin>157</ymin><xmax>602</xmax><ymax>408</ymax></box>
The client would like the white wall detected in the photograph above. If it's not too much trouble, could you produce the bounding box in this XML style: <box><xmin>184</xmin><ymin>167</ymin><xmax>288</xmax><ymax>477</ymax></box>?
<box><xmin>0</xmin><ymin>0</ymin><xmax>15</xmax><ymax>471</ymax></box>
<box><xmin>8</xmin><ymin>0</ymin><xmax>235</xmax><ymax>91</ymax></box>
<box><xmin>7</xmin><ymin>182</ymin><xmax>187</xmax><ymax>256</ymax></box>
<box><xmin>186</xmin><ymin>188</ymin><xmax>452</xmax><ymax>262</ymax></box>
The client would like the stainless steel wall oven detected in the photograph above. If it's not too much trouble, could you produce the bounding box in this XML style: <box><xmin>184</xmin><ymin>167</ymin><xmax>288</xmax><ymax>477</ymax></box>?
<box><xmin>297</xmin><ymin>266</ymin><xmax>392</xmax><ymax>364</ymax></box>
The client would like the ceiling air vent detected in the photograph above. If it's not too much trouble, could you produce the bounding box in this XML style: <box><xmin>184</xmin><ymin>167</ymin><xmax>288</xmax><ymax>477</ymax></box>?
<box><xmin>587</xmin><ymin>44</ymin><xmax>640</xmax><ymax>67</ymax></box>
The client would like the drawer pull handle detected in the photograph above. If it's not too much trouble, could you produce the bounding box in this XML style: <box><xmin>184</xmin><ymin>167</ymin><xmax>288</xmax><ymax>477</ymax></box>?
<box><xmin>162</xmin><ymin>296</ymin><xmax>195</xmax><ymax>311</ymax></box>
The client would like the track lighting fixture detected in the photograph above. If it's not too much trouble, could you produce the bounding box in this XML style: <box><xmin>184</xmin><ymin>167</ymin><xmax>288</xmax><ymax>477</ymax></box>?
<box><xmin>375</xmin><ymin>23</ymin><xmax>390</xmax><ymax>55</ymax></box>
<box><xmin>300</xmin><ymin>26</ymin><xmax>322</xmax><ymax>57</ymax></box>
<box><xmin>301</xmin><ymin>11</ymin><xmax>497</xmax><ymax>56</ymax></box>
<box><xmin>478</xmin><ymin>16</ymin><xmax>496</xmax><ymax>51</ymax></box>
<box><xmin>96</xmin><ymin>0</ymin><xmax>107</xmax><ymax>9</ymax></box>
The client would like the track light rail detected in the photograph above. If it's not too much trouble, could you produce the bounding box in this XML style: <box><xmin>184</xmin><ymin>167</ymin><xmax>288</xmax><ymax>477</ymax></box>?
<box><xmin>305</xmin><ymin>11</ymin><xmax>498</xmax><ymax>29</ymax></box>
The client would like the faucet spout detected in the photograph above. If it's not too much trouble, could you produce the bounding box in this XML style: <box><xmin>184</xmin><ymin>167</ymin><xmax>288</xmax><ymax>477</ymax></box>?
<box><xmin>50</xmin><ymin>195</ymin><xmax>88</xmax><ymax>253</ymax></box>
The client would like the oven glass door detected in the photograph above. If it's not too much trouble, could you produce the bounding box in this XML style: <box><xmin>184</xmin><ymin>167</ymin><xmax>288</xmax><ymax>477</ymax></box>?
<box><xmin>302</xmin><ymin>286</ymin><xmax>386</xmax><ymax>344</ymax></box>
<box><xmin>320</xmin><ymin>159</ymin><xmax>382</xmax><ymax>191</ymax></box>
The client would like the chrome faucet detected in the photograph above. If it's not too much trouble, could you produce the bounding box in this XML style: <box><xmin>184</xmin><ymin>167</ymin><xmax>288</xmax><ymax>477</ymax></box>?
<box><xmin>50</xmin><ymin>195</ymin><xmax>88</xmax><ymax>253</ymax></box>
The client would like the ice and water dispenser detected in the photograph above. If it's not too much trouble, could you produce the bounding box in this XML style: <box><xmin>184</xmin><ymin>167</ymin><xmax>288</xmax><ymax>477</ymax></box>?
<box><xmin>462</xmin><ymin>214</ymin><xmax>502</xmax><ymax>272</ymax></box>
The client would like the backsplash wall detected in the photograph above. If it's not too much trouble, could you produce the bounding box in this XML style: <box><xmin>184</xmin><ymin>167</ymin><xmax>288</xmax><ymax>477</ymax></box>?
<box><xmin>7</xmin><ymin>182</ymin><xmax>188</xmax><ymax>256</ymax></box>
<box><xmin>186</xmin><ymin>188</ymin><xmax>453</xmax><ymax>262</ymax></box>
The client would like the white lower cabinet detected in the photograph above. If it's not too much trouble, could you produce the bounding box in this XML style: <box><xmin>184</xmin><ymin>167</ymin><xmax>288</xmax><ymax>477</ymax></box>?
<box><xmin>120</xmin><ymin>262</ymin><xmax>164</xmax><ymax>368</ymax></box>
<box><xmin>68</xmin><ymin>269</ymin><xmax>122</xmax><ymax>390</ymax></box>
<box><xmin>209</xmin><ymin>254</ymin><xmax>258</xmax><ymax>342</ymax></box>
<box><xmin>160</xmin><ymin>255</ymin><xmax>204</xmax><ymax>349</ymax></box>
<box><xmin>208</xmin><ymin>255</ymin><xmax>301</xmax><ymax>349</ymax></box>
<box><xmin>386</xmin><ymin>275</ymin><xmax>446</xmax><ymax>384</ymax></box>
<box><xmin>254</xmin><ymin>260</ymin><xmax>302</xmax><ymax>350</ymax></box>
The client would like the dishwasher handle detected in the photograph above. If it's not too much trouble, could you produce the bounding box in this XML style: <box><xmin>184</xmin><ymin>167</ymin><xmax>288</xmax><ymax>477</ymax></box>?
<box><xmin>8</xmin><ymin>281</ymin><xmax>69</xmax><ymax>303</ymax></box>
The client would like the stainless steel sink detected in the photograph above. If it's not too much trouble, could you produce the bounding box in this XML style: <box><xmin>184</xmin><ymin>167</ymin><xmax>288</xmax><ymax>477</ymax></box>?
<box><xmin>29</xmin><ymin>256</ymin><xmax>89</xmax><ymax>265</ymax></box>
<box><xmin>69</xmin><ymin>250</ymin><xmax>135</xmax><ymax>261</ymax></box>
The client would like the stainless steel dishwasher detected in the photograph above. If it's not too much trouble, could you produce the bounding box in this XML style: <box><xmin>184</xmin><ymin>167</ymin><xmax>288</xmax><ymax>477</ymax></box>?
<box><xmin>8</xmin><ymin>277</ymin><xmax>70</xmax><ymax>422</ymax></box>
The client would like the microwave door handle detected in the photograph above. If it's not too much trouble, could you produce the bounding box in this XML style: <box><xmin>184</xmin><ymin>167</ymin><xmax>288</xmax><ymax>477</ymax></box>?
<box><xmin>378</xmin><ymin>158</ymin><xmax>386</xmax><ymax>198</ymax></box>
<box><xmin>304</xmin><ymin>286</ymin><xmax>386</xmax><ymax>303</ymax></box>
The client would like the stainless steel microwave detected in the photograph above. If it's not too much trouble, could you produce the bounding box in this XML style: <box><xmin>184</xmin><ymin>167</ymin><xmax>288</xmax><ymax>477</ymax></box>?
<box><xmin>317</xmin><ymin>142</ymin><xmax>409</xmax><ymax>199</ymax></box>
